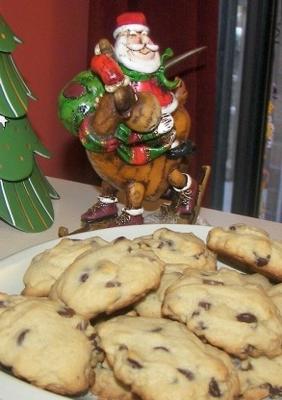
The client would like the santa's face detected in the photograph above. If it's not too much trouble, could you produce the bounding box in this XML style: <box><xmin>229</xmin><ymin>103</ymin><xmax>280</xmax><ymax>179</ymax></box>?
<box><xmin>114</xmin><ymin>30</ymin><xmax>161</xmax><ymax>73</ymax></box>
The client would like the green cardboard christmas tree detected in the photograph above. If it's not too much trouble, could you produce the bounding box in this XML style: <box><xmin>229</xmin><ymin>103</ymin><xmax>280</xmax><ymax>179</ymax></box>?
<box><xmin>0</xmin><ymin>15</ymin><xmax>59</xmax><ymax>232</ymax></box>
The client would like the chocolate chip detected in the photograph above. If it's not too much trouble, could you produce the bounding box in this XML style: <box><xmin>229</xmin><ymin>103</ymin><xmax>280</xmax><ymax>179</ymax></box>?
<box><xmin>17</xmin><ymin>329</ymin><xmax>30</xmax><ymax>345</ymax></box>
<box><xmin>236</xmin><ymin>313</ymin><xmax>257</xmax><ymax>323</ymax></box>
<box><xmin>105</xmin><ymin>280</ymin><xmax>121</xmax><ymax>288</ymax></box>
<box><xmin>177</xmin><ymin>368</ymin><xmax>194</xmax><ymax>380</ymax></box>
<box><xmin>154</xmin><ymin>346</ymin><xmax>169</xmax><ymax>352</ymax></box>
<box><xmin>80</xmin><ymin>273</ymin><xmax>89</xmax><ymax>283</ymax></box>
<box><xmin>194</xmin><ymin>252</ymin><xmax>204</xmax><ymax>260</ymax></box>
<box><xmin>0</xmin><ymin>301</ymin><xmax>7</xmax><ymax>308</ymax></box>
<box><xmin>199</xmin><ymin>301</ymin><xmax>211</xmax><ymax>310</ymax></box>
<box><xmin>229</xmin><ymin>225</ymin><xmax>237</xmax><ymax>231</ymax></box>
<box><xmin>203</xmin><ymin>279</ymin><xmax>224</xmax><ymax>286</ymax></box>
<box><xmin>254</xmin><ymin>253</ymin><xmax>270</xmax><ymax>267</ymax></box>
<box><xmin>192</xmin><ymin>310</ymin><xmax>200</xmax><ymax>317</ymax></box>
<box><xmin>150</xmin><ymin>327</ymin><xmax>162</xmax><ymax>333</ymax></box>
<box><xmin>158</xmin><ymin>239</ymin><xmax>174</xmax><ymax>249</ymax></box>
<box><xmin>57</xmin><ymin>307</ymin><xmax>75</xmax><ymax>318</ymax></box>
<box><xmin>209</xmin><ymin>378</ymin><xmax>221</xmax><ymax>397</ymax></box>
<box><xmin>127</xmin><ymin>358</ymin><xmax>143</xmax><ymax>369</ymax></box>
<box><xmin>119</xmin><ymin>344</ymin><xmax>128</xmax><ymax>351</ymax></box>
<box><xmin>256</xmin><ymin>257</ymin><xmax>268</xmax><ymax>267</ymax></box>
<box><xmin>88</xmin><ymin>333</ymin><xmax>103</xmax><ymax>351</ymax></box>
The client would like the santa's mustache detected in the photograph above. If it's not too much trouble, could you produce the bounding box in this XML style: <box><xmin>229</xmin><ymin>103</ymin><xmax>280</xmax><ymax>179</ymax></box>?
<box><xmin>127</xmin><ymin>43</ymin><xmax>159</xmax><ymax>52</ymax></box>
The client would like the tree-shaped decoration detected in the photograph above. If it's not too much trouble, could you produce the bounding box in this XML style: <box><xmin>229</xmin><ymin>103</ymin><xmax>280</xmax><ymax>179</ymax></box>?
<box><xmin>0</xmin><ymin>15</ymin><xmax>59</xmax><ymax>232</ymax></box>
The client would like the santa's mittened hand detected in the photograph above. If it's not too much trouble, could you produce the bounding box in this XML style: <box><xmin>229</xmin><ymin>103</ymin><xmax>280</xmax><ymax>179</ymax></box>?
<box><xmin>91</xmin><ymin>54</ymin><xmax>124</xmax><ymax>86</ymax></box>
<box><xmin>156</xmin><ymin>113</ymin><xmax>174</xmax><ymax>134</ymax></box>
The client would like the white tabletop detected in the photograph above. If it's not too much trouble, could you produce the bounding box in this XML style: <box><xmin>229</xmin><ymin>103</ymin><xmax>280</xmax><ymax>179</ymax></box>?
<box><xmin>0</xmin><ymin>176</ymin><xmax>281</xmax><ymax>260</ymax></box>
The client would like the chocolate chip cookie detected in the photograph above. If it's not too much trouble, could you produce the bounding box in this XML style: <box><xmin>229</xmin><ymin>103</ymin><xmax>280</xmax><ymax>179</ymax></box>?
<box><xmin>23</xmin><ymin>236</ymin><xmax>108</xmax><ymax>296</ymax></box>
<box><xmin>207</xmin><ymin>224</ymin><xmax>282</xmax><ymax>281</ymax></box>
<box><xmin>162</xmin><ymin>267</ymin><xmax>282</xmax><ymax>359</ymax></box>
<box><xmin>49</xmin><ymin>237</ymin><xmax>164</xmax><ymax>319</ymax></box>
<box><xmin>96</xmin><ymin>315</ymin><xmax>240</xmax><ymax>400</ymax></box>
<box><xmin>133</xmin><ymin>227</ymin><xmax>217</xmax><ymax>270</ymax></box>
<box><xmin>0</xmin><ymin>294</ymin><xmax>94</xmax><ymax>395</ymax></box>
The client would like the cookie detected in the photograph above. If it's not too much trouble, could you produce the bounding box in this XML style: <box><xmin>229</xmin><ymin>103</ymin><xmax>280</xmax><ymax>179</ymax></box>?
<box><xmin>134</xmin><ymin>264</ymin><xmax>272</xmax><ymax>319</ymax></box>
<box><xmin>49</xmin><ymin>237</ymin><xmax>164</xmax><ymax>319</ymax></box>
<box><xmin>23</xmin><ymin>236</ymin><xmax>108</xmax><ymax>296</ymax></box>
<box><xmin>207</xmin><ymin>224</ymin><xmax>282</xmax><ymax>281</ymax></box>
<box><xmin>133</xmin><ymin>227</ymin><xmax>217</xmax><ymax>270</ymax></box>
<box><xmin>96</xmin><ymin>315</ymin><xmax>240</xmax><ymax>400</ymax></box>
<box><xmin>91</xmin><ymin>358</ymin><xmax>134</xmax><ymax>400</ymax></box>
<box><xmin>162</xmin><ymin>267</ymin><xmax>282</xmax><ymax>359</ymax></box>
<box><xmin>232</xmin><ymin>355</ymin><xmax>282</xmax><ymax>399</ymax></box>
<box><xmin>134</xmin><ymin>264</ymin><xmax>184</xmax><ymax>318</ymax></box>
<box><xmin>0</xmin><ymin>294</ymin><xmax>95</xmax><ymax>395</ymax></box>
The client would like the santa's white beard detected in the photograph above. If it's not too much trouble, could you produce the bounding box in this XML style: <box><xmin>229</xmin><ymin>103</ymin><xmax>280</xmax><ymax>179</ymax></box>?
<box><xmin>115</xmin><ymin>37</ymin><xmax>161</xmax><ymax>73</ymax></box>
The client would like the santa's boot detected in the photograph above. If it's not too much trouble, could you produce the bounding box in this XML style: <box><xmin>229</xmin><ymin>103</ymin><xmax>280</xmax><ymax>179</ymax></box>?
<box><xmin>172</xmin><ymin>174</ymin><xmax>198</xmax><ymax>215</ymax></box>
<box><xmin>81</xmin><ymin>196</ymin><xmax>118</xmax><ymax>223</ymax></box>
<box><xmin>109</xmin><ymin>207</ymin><xmax>144</xmax><ymax>227</ymax></box>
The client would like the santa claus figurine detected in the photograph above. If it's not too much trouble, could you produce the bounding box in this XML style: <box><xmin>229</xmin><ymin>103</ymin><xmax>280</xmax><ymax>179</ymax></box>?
<box><xmin>78</xmin><ymin>12</ymin><xmax>199</xmax><ymax>225</ymax></box>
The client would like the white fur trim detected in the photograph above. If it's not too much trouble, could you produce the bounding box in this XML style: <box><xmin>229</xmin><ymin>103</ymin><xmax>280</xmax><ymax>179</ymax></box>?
<box><xmin>122</xmin><ymin>207</ymin><xmax>144</xmax><ymax>216</ymax></box>
<box><xmin>99</xmin><ymin>196</ymin><xmax>118</xmax><ymax>204</ymax></box>
<box><xmin>113</xmin><ymin>24</ymin><xmax>149</xmax><ymax>39</ymax></box>
<box><xmin>173</xmin><ymin>173</ymin><xmax>192</xmax><ymax>192</ymax></box>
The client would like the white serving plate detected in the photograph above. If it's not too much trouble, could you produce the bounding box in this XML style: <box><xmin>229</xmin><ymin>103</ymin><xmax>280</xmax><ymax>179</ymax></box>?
<box><xmin>0</xmin><ymin>224</ymin><xmax>248</xmax><ymax>400</ymax></box>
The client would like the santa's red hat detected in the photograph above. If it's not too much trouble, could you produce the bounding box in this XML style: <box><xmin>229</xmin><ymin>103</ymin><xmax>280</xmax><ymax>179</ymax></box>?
<box><xmin>113</xmin><ymin>12</ymin><xmax>149</xmax><ymax>38</ymax></box>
